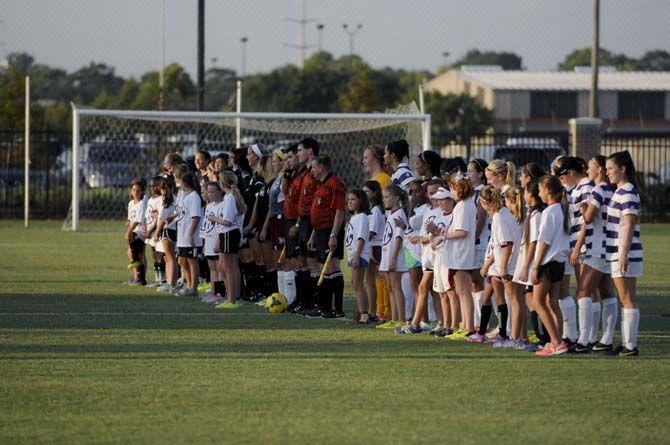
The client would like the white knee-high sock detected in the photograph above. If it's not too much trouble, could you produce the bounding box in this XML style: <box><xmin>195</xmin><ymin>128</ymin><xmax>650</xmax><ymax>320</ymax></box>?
<box><xmin>284</xmin><ymin>271</ymin><xmax>296</xmax><ymax>305</ymax></box>
<box><xmin>622</xmin><ymin>307</ymin><xmax>640</xmax><ymax>350</ymax></box>
<box><xmin>559</xmin><ymin>296</ymin><xmax>577</xmax><ymax>341</ymax></box>
<box><xmin>473</xmin><ymin>291</ymin><xmax>483</xmax><ymax>327</ymax></box>
<box><xmin>577</xmin><ymin>298</ymin><xmax>593</xmax><ymax>346</ymax></box>
<box><xmin>277</xmin><ymin>271</ymin><xmax>286</xmax><ymax>295</ymax></box>
<box><xmin>600</xmin><ymin>298</ymin><xmax>618</xmax><ymax>345</ymax></box>
<box><xmin>401</xmin><ymin>272</ymin><xmax>414</xmax><ymax>321</ymax></box>
<box><xmin>589</xmin><ymin>301</ymin><xmax>601</xmax><ymax>344</ymax></box>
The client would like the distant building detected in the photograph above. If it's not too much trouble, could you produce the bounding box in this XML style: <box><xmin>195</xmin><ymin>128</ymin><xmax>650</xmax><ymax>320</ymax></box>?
<box><xmin>426</xmin><ymin>66</ymin><xmax>670</xmax><ymax>132</ymax></box>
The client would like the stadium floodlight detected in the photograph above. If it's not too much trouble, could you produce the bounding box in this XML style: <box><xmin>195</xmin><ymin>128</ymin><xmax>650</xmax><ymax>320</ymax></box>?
<box><xmin>65</xmin><ymin>104</ymin><xmax>431</xmax><ymax>231</ymax></box>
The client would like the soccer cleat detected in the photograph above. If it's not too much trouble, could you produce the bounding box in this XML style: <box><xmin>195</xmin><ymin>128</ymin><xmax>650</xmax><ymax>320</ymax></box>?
<box><xmin>428</xmin><ymin>322</ymin><xmax>443</xmax><ymax>336</ymax></box>
<box><xmin>335</xmin><ymin>312</ymin><xmax>346</xmax><ymax>319</ymax></box>
<box><xmin>157</xmin><ymin>283</ymin><xmax>173</xmax><ymax>293</ymax></box>
<box><xmin>320</xmin><ymin>311</ymin><xmax>337</xmax><ymax>319</ymax></box>
<box><xmin>127</xmin><ymin>277</ymin><xmax>141</xmax><ymax>286</ymax></box>
<box><xmin>127</xmin><ymin>260</ymin><xmax>141</xmax><ymax>270</ymax></box>
<box><xmin>485</xmin><ymin>334</ymin><xmax>506</xmax><ymax>344</ymax></box>
<box><xmin>572</xmin><ymin>343</ymin><xmax>591</xmax><ymax>353</ymax></box>
<box><xmin>176</xmin><ymin>288</ymin><xmax>197</xmax><ymax>297</ymax></box>
<box><xmin>591</xmin><ymin>342</ymin><xmax>613</xmax><ymax>352</ymax></box>
<box><xmin>358</xmin><ymin>313</ymin><xmax>370</xmax><ymax>324</ymax></box>
<box><xmin>617</xmin><ymin>347</ymin><xmax>639</xmax><ymax>357</ymax></box>
<box><xmin>395</xmin><ymin>324</ymin><xmax>422</xmax><ymax>334</ymax></box>
<box><xmin>197</xmin><ymin>282</ymin><xmax>210</xmax><ymax>293</ymax></box>
<box><xmin>305</xmin><ymin>309</ymin><xmax>322</xmax><ymax>318</ymax></box>
<box><xmin>419</xmin><ymin>321</ymin><xmax>432</xmax><ymax>332</ymax></box>
<box><xmin>466</xmin><ymin>333</ymin><xmax>486</xmax><ymax>343</ymax></box>
<box><xmin>528</xmin><ymin>334</ymin><xmax>539</xmax><ymax>344</ymax></box>
<box><xmin>215</xmin><ymin>301</ymin><xmax>240</xmax><ymax>310</ymax></box>
<box><xmin>535</xmin><ymin>343</ymin><xmax>557</xmax><ymax>357</ymax></box>
<box><xmin>553</xmin><ymin>342</ymin><xmax>569</xmax><ymax>355</ymax></box>
<box><xmin>493</xmin><ymin>338</ymin><xmax>519</xmax><ymax>349</ymax></box>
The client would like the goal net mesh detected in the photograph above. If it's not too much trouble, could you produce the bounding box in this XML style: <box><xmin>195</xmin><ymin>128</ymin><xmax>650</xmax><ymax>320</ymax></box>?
<box><xmin>64</xmin><ymin>103</ymin><xmax>425</xmax><ymax>231</ymax></box>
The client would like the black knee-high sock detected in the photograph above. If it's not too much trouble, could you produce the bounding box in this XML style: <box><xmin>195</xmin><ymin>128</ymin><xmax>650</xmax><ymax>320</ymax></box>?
<box><xmin>332</xmin><ymin>272</ymin><xmax>344</xmax><ymax>313</ymax></box>
<box><xmin>137</xmin><ymin>264</ymin><xmax>146</xmax><ymax>285</ymax></box>
<box><xmin>257</xmin><ymin>265</ymin><xmax>267</xmax><ymax>296</ymax></box>
<box><xmin>293</xmin><ymin>270</ymin><xmax>304</xmax><ymax>306</ymax></box>
<box><xmin>240</xmin><ymin>261</ymin><xmax>253</xmax><ymax>298</ymax></box>
<box><xmin>266</xmin><ymin>270</ymin><xmax>278</xmax><ymax>294</ymax></box>
<box><xmin>498</xmin><ymin>304</ymin><xmax>509</xmax><ymax>338</ymax></box>
<box><xmin>479</xmin><ymin>304</ymin><xmax>493</xmax><ymax>336</ymax></box>
<box><xmin>531</xmin><ymin>311</ymin><xmax>551</xmax><ymax>344</ymax></box>
<box><xmin>199</xmin><ymin>256</ymin><xmax>210</xmax><ymax>281</ymax></box>
<box><xmin>213</xmin><ymin>281</ymin><xmax>226</xmax><ymax>297</ymax></box>
<box><xmin>318</xmin><ymin>275</ymin><xmax>332</xmax><ymax>312</ymax></box>
<box><xmin>309</xmin><ymin>272</ymin><xmax>319</xmax><ymax>309</ymax></box>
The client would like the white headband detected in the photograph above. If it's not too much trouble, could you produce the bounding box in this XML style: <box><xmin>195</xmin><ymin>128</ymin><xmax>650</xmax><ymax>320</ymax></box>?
<box><xmin>251</xmin><ymin>144</ymin><xmax>263</xmax><ymax>158</ymax></box>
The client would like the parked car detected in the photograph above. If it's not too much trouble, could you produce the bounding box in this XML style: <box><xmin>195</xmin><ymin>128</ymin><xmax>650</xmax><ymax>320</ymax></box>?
<box><xmin>471</xmin><ymin>137</ymin><xmax>566</xmax><ymax>174</ymax></box>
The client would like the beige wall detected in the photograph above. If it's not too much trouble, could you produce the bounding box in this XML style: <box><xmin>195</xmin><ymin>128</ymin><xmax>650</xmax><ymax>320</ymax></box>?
<box><xmin>494</xmin><ymin>91</ymin><xmax>530</xmax><ymax>120</ymax></box>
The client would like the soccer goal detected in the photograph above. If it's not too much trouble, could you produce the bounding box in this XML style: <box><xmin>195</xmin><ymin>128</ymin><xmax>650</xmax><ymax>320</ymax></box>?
<box><xmin>64</xmin><ymin>103</ymin><xmax>431</xmax><ymax>231</ymax></box>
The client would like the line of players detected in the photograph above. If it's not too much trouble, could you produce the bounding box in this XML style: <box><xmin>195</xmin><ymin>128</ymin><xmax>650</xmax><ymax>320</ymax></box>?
<box><xmin>124</xmin><ymin>138</ymin><xmax>643</xmax><ymax>357</ymax></box>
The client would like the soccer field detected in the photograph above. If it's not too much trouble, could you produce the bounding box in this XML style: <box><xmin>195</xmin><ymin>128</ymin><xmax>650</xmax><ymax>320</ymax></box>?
<box><xmin>1</xmin><ymin>221</ymin><xmax>670</xmax><ymax>444</ymax></box>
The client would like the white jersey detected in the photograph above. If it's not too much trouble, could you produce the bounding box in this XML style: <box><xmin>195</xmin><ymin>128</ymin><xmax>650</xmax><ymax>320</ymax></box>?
<box><xmin>345</xmin><ymin>213</ymin><xmax>372</xmax><ymax>263</ymax></box>
<box><xmin>405</xmin><ymin>203</ymin><xmax>428</xmax><ymax>262</ymax></box>
<box><xmin>535</xmin><ymin>202</ymin><xmax>570</xmax><ymax>265</ymax></box>
<box><xmin>487</xmin><ymin>207</ymin><xmax>522</xmax><ymax>277</ymax></box>
<box><xmin>176</xmin><ymin>190</ymin><xmax>204</xmax><ymax>248</ymax></box>
<box><xmin>587</xmin><ymin>182</ymin><xmax>615</xmax><ymax>260</ymax></box>
<box><xmin>605</xmin><ymin>182</ymin><xmax>643</xmax><ymax>265</ymax></box>
<box><xmin>419</xmin><ymin>206</ymin><xmax>441</xmax><ymax>269</ymax></box>
<box><xmin>390</xmin><ymin>163</ymin><xmax>416</xmax><ymax>192</ymax></box>
<box><xmin>127</xmin><ymin>197</ymin><xmax>147</xmax><ymax>240</ymax></box>
<box><xmin>368</xmin><ymin>205</ymin><xmax>385</xmax><ymax>247</ymax></box>
<box><xmin>144</xmin><ymin>195</ymin><xmax>162</xmax><ymax>243</ymax></box>
<box><xmin>379</xmin><ymin>208</ymin><xmax>408</xmax><ymax>272</ymax></box>
<box><xmin>201</xmin><ymin>201</ymin><xmax>221</xmax><ymax>256</ymax></box>
<box><xmin>217</xmin><ymin>193</ymin><xmax>244</xmax><ymax>234</ymax></box>
<box><xmin>513</xmin><ymin>208</ymin><xmax>542</xmax><ymax>286</ymax></box>
<box><xmin>158</xmin><ymin>198</ymin><xmax>177</xmax><ymax>231</ymax></box>
<box><xmin>473</xmin><ymin>184</ymin><xmax>490</xmax><ymax>252</ymax></box>
<box><xmin>444</xmin><ymin>197</ymin><xmax>477</xmax><ymax>270</ymax></box>
<box><xmin>570</xmin><ymin>177</ymin><xmax>595</xmax><ymax>254</ymax></box>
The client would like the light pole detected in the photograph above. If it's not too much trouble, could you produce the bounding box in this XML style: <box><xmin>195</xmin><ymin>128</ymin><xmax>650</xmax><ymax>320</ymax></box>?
<box><xmin>316</xmin><ymin>23</ymin><xmax>324</xmax><ymax>52</ymax></box>
<box><xmin>342</xmin><ymin>23</ymin><xmax>363</xmax><ymax>59</ymax></box>
<box><xmin>442</xmin><ymin>51</ymin><xmax>450</xmax><ymax>70</ymax></box>
<box><xmin>240</xmin><ymin>37</ymin><xmax>248</xmax><ymax>77</ymax></box>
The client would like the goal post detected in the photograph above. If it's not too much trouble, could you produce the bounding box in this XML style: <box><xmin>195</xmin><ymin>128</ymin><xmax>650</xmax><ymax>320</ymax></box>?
<box><xmin>66</xmin><ymin>104</ymin><xmax>431</xmax><ymax>231</ymax></box>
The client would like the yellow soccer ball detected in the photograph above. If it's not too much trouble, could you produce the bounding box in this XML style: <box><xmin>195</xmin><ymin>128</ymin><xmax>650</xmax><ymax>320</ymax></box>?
<box><xmin>265</xmin><ymin>293</ymin><xmax>288</xmax><ymax>313</ymax></box>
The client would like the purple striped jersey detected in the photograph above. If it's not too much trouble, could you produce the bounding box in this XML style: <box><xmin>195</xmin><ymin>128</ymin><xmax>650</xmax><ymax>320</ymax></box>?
<box><xmin>606</xmin><ymin>182</ymin><xmax>643</xmax><ymax>264</ymax></box>
<box><xmin>586</xmin><ymin>182</ymin><xmax>615</xmax><ymax>259</ymax></box>
<box><xmin>569</xmin><ymin>178</ymin><xmax>594</xmax><ymax>251</ymax></box>
<box><xmin>390</xmin><ymin>163</ymin><xmax>416</xmax><ymax>192</ymax></box>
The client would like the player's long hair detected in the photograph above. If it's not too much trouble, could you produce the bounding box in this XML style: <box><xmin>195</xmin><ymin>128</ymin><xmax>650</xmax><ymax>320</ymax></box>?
<box><xmin>219</xmin><ymin>170</ymin><xmax>247</xmax><ymax>216</ymax></box>
<box><xmin>504</xmin><ymin>185</ymin><xmax>525</xmax><ymax>224</ymax></box>
<box><xmin>347</xmin><ymin>189</ymin><xmax>370</xmax><ymax>215</ymax></box>
<box><xmin>539</xmin><ymin>175</ymin><xmax>570</xmax><ymax>234</ymax></box>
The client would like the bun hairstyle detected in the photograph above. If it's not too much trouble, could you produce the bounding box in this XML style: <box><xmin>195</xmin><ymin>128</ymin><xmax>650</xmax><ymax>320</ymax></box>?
<box><xmin>478</xmin><ymin>185</ymin><xmax>502</xmax><ymax>211</ymax></box>
<box><xmin>232</xmin><ymin>147</ymin><xmax>251</xmax><ymax>173</ymax></box>
<box><xmin>487</xmin><ymin>159</ymin><xmax>516</xmax><ymax>187</ymax></box>
<box><xmin>173</xmin><ymin>163</ymin><xmax>191</xmax><ymax>179</ymax></box>
<box><xmin>219</xmin><ymin>170</ymin><xmax>247</xmax><ymax>215</ymax></box>
<box><xmin>386</xmin><ymin>139</ymin><xmax>410</xmax><ymax>163</ymax></box>
<box><xmin>418</xmin><ymin>150</ymin><xmax>442</xmax><ymax>178</ymax></box>
<box><xmin>504</xmin><ymin>185</ymin><xmax>526</xmax><ymax>224</ymax></box>
<box><xmin>365</xmin><ymin>144</ymin><xmax>385</xmax><ymax>166</ymax></box>
<box><xmin>468</xmin><ymin>158</ymin><xmax>489</xmax><ymax>184</ymax></box>
<box><xmin>521</xmin><ymin>162</ymin><xmax>546</xmax><ymax>182</ymax></box>
<box><xmin>447</xmin><ymin>171</ymin><xmax>474</xmax><ymax>201</ymax></box>
<box><xmin>165</xmin><ymin>152</ymin><xmax>185</xmax><ymax>165</ymax></box>
<box><xmin>552</xmin><ymin>155</ymin><xmax>583</xmax><ymax>176</ymax></box>
<box><xmin>539</xmin><ymin>175</ymin><xmax>570</xmax><ymax>234</ymax></box>
<box><xmin>607</xmin><ymin>150</ymin><xmax>638</xmax><ymax>187</ymax></box>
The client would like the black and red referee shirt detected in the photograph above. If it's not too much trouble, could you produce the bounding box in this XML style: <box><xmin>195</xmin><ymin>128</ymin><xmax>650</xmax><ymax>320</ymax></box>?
<box><xmin>310</xmin><ymin>173</ymin><xmax>346</xmax><ymax>231</ymax></box>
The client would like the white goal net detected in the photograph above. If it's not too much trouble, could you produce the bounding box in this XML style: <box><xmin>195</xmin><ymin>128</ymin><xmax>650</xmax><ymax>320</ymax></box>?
<box><xmin>65</xmin><ymin>103</ymin><xmax>431</xmax><ymax>231</ymax></box>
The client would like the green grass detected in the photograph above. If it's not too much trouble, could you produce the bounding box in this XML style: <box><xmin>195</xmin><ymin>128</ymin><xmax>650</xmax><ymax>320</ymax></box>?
<box><xmin>1</xmin><ymin>221</ymin><xmax>670</xmax><ymax>444</ymax></box>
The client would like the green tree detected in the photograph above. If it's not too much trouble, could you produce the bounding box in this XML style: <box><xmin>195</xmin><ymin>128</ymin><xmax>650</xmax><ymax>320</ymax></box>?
<box><xmin>205</xmin><ymin>67</ymin><xmax>237</xmax><ymax>111</ymax></box>
<box><xmin>425</xmin><ymin>92</ymin><xmax>493</xmax><ymax>136</ymax></box>
<box><xmin>447</xmin><ymin>49</ymin><xmax>523</xmax><ymax>71</ymax></box>
<box><xmin>68</xmin><ymin>62</ymin><xmax>124</xmax><ymax>104</ymax></box>
<box><xmin>558</xmin><ymin>47</ymin><xmax>637</xmax><ymax>71</ymax></box>
<box><xmin>637</xmin><ymin>50</ymin><xmax>670</xmax><ymax>71</ymax></box>
<box><xmin>338</xmin><ymin>67</ymin><xmax>382</xmax><ymax>112</ymax></box>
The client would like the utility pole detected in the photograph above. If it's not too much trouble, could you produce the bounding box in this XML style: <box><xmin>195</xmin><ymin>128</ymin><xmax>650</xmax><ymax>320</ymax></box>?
<box><xmin>158</xmin><ymin>0</ymin><xmax>166</xmax><ymax>110</ymax></box>
<box><xmin>240</xmin><ymin>37</ymin><xmax>248</xmax><ymax>77</ymax></box>
<box><xmin>342</xmin><ymin>23</ymin><xmax>363</xmax><ymax>59</ymax></box>
<box><xmin>196</xmin><ymin>0</ymin><xmax>205</xmax><ymax>111</ymax></box>
<box><xmin>316</xmin><ymin>23</ymin><xmax>324</xmax><ymax>52</ymax></box>
<box><xmin>589</xmin><ymin>0</ymin><xmax>600</xmax><ymax>118</ymax></box>
<box><xmin>285</xmin><ymin>0</ymin><xmax>315</xmax><ymax>68</ymax></box>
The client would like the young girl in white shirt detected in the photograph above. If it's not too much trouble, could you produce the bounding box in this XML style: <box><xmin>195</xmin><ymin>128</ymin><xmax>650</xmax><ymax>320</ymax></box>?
<box><xmin>175</xmin><ymin>172</ymin><xmax>203</xmax><ymax>297</ymax></box>
<box><xmin>125</xmin><ymin>178</ymin><xmax>147</xmax><ymax>286</ymax></box>
<box><xmin>532</xmin><ymin>175</ymin><xmax>572</xmax><ymax>356</ymax></box>
<box><xmin>379</xmin><ymin>185</ymin><xmax>409</xmax><ymax>326</ymax></box>
<box><xmin>201</xmin><ymin>182</ymin><xmax>225</xmax><ymax>303</ymax></box>
<box><xmin>210</xmin><ymin>171</ymin><xmax>247</xmax><ymax>309</ymax></box>
<box><xmin>443</xmin><ymin>173</ymin><xmax>478</xmax><ymax>338</ymax></box>
<box><xmin>363</xmin><ymin>180</ymin><xmax>388</xmax><ymax>323</ymax></box>
<box><xmin>345</xmin><ymin>189</ymin><xmax>372</xmax><ymax>323</ymax></box>
<box><xmin>155</xmin><ymin>177</ymin><xmax>178</xmax><ymax>292</ymax></box>
<box><xmin>145</xmin><ymin>176</ymin><xmax>165</xmax><ymax>286</ymax></box>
